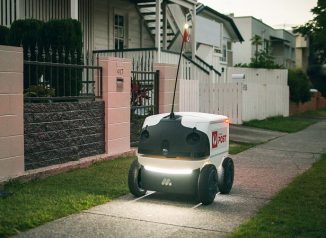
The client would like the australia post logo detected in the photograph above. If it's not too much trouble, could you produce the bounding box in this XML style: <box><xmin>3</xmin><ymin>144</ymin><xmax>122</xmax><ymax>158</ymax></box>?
<box><xmin>212</xmin><ymin>131</ymin><xmax>227</xmax><ymax>148</ymax></box>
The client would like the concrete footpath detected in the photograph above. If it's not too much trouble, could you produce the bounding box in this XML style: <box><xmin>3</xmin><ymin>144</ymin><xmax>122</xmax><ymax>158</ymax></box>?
<box><xmin>15</xmin><ymin>121</ymin><xmax>326</xmax><ymax>238</ymax></box>
<box><xmin>230</xmin><ymin>125</ymin><xmax>287</xmax><ymax>144</ymax></box>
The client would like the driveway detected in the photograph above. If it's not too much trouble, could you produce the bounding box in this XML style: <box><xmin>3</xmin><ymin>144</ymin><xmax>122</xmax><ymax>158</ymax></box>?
<box><xmin>15</xmin><ymin>121</ymin><xmax>326</xmax><ymax>238</ymax></box>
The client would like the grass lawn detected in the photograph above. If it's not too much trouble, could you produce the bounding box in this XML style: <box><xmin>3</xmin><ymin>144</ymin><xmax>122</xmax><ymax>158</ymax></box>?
<box><xmin>229</xmin><ymin>141</ymin><xmax>255</xmax><ymax>155</ymax></box>
<box><xmin>243</xmin><ymin>116</ymin><xmax>316</xmax><ymax>133</ymax></box>
<box><xmin>229</xmin><ymin>154</ymin><xmax>326</xmax><ymax>238</ymax></box>
<box><xmin>0</xmin><ymin>156</ymin><xmax>135</xmax><ymax>237</ymax></box>
<box><xmin>298</xmin><ymin>107</ymin><xmax>326</xmax><ymax>118</ymax></box>
<box><xmin>0</xmin><ymin>141</ymin><xmax>252</xmax><ymax>237</ymax></box>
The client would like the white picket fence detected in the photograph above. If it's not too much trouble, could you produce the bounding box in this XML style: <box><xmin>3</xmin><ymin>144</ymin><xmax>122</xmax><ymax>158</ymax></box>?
<box><xmin>179</xmin><ymin>67</ymin><xmax>289</xmax><ymax>124</ymax></box>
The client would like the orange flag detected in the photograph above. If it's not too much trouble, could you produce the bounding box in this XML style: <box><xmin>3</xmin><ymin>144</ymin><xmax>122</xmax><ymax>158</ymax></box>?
<box><xmin>183</xmin><ymin>28</ymin><xmax>190</xmax><ymax>43</ymax></box>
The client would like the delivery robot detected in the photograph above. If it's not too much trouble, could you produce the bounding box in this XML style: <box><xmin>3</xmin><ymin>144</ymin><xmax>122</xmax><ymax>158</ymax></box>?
<box><xmin>128</xmin><ymin>112</ymin><xmax>234</xmax><ymax>205</ymax></box>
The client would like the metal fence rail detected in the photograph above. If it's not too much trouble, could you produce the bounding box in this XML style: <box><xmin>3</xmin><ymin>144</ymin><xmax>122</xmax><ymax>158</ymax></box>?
<box><xmin>24</xmin><ymin>46</ymin><xmax>102</xmax><ymax>102</ymax></box>
<box><xmin>93</xmin><ymin>48</ymin><xmax>157</xmax><ymax>72</ymax></box>
<box><xmin>93</xmin><ymin>48</ymin><xmax>214</xmax><ymax>82</ymax></box>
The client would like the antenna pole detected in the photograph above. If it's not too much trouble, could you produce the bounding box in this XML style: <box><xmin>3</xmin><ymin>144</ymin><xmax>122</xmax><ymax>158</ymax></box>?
<box><xmin>170</xmin><ymin>39</ymin><xmax>185</xmax><ymax>118</ymax></box>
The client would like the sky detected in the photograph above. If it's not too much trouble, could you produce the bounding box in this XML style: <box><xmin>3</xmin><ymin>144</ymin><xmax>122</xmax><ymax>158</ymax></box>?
<box><xmin>198</xmin><ymin>0</ymin><xmax>317</xmax><ymax>29</ymax></box>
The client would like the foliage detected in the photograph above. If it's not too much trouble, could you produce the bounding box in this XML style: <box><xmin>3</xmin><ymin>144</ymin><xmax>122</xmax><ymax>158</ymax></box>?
<box><xmin>0</xmin><ymin>157</ymin><xmax>135</xmax><ymax>237</ymax></box>
<box><xmin>294</xmin><ymin>0</ymin><xmax>326</xmax><ymax>64</ymax></box>
<box><xmin>131</xmin><ymin>80</ymin><xmax>151</xmax><ymax>107</ymax></box>
<box><xmin>41</xmin><ymin>19</ymin><xmax>83</xmax><ymax>97</ymax></box>
<box><xmin>24</xmin><ymin>85</ymin><xmax>55</xmax><ymax>97</ymax></box>
<box><xmin>294</xmin><ymin>0</ymin><xmax>326</xmax><ymax>96</ymax></box>
<box><xmin>243</xmin><ymin>116</ymin><xmax>316</xmax><ymax>133</ymax></box>
<box><xmin>0</xmin><ymin>25</ymin><xmax>9</xmax><ymax>45</ymax></box>
<box><xmin>8</xmin><ymin>18</ymin><xmax>82</xmax><ymax>61</ymax></box>
<box><xmin>235</xmin><ymin>35</ymin><xmax>283</xmax><ymax>69</ymax></box>
<box><xmin>251</xmin><ymin>35</ymin><xmax>263</xmax><ymax>62</ymax></box>
<box><xmin>41</xmin><ymin>19</ymin><xmax>83</xmax><ymax>63</ymax></box>
<box><xmin>229</xmin><ymin>142</ymin><xmax>255</xmax><ymax>155</ymax></box>
<box><xmin>234</xmin><ymin>49</ymin><xmax>283</xmax><ymax>69</ymax></box>
<box><xmin>300</xmin><ymin>107</ymin><xmax>326</xmax><ymax>118</ymax></box>
<box><xmin>288</xmin><ymin>68</ymin><xmax>312</xmax><ymax>103</ymax></box>
<box><xmin>229</xmin><ymin>154</ymin><xmax>326</xmax><ymax>238</ymax></box>
<box><xmin>7</xmin><ymin>19</ymin><xmax>83</xmax><ymax>97</ymax></box>
<box><xmin>307</xmin><ymin>64</ymin><xmax>326</xmax><ymax>96</ymax></box>
<box><xmin>7</xmin><ymin>19</ymin><xmax>44</xmax><ymax>57</ymax></box>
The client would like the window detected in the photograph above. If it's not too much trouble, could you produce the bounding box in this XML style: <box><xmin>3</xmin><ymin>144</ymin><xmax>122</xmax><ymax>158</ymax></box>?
<box><xmin>114</xmin><ymin>14</ymin><xmax>125</xmax><ymax>50</ymax></box>
<box><xmin>214</xmin><ymin>48</ymin><xmax>221</xmax><ymax>54</ymax></box>
<box><xmin>227</xmin><ymin>41</ymin><xmax>232</xmax><ymax>51</ymax></box>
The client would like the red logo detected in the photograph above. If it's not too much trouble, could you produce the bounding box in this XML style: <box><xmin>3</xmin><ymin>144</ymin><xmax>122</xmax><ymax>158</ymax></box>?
<box><xmin>212</xmin><ymin>131</ymin><xmax>218</xmax><ymax>148</ymax></box>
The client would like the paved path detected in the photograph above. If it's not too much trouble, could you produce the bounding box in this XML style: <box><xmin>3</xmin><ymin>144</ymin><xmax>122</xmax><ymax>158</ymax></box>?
<box><xmin>230</xmin><ymin>125</ymin><xmax>287</xmax><ymax>144</ymax></box>
<box><xmin>15</xmin><ymin>121</ymin><xmax>326</xmax><ymax>238</ymax></box>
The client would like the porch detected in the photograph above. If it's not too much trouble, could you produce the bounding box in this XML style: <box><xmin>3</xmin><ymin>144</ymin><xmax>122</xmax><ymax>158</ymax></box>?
<box><xmin>93</xmin><ymin>47</ymin><xmax>221</xmax><ymax>81</ymax></box>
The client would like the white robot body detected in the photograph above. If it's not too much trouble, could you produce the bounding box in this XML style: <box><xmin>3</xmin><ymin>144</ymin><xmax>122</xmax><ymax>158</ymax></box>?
<box><xmin>128</xmin><ymin>112</ymin><xmax>234</xmax><ymax>205</ymax></box>
<box><xmin>138</xmin><ymin>112</ymin><xmax>229</xmax><ymax>172</ymax></box>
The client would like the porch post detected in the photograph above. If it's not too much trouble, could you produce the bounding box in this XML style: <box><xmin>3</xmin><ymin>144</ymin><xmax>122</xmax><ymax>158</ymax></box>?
<box><xmin>162</xmin><ymin>1</ymin><xmax>167</xmax><ymax>50</ymax></box>
<box><xmin>191</xmin><ymin>4</ymin><xmax>196</xmax><ymax>60</ymax></box>
<box><xmin>156</xmin><ymin>0</ymin><xmax>161</xmax><ymax>63</ymax></box>
<box><xmin>71</xmin><ymin>0</ymin><xmax>78</xmax><ymax>20</ymax></box>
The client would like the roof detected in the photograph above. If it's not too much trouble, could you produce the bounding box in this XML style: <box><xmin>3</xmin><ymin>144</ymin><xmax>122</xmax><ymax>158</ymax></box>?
<box><xmin>196</xmin><ymin>5</ymin><xmax>244</xmax><ymax>42</ymax></box>
<box><xmin>234</xmin><ymin>16</ymin><xmax>294</xmax><ymax>40</ymax></box>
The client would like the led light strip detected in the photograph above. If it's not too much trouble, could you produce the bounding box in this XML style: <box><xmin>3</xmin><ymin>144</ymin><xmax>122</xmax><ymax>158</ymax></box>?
<box><xmin>144</xmin><ymin>166</ymin><xmax>192</xmax><ymax>175</ymax></box>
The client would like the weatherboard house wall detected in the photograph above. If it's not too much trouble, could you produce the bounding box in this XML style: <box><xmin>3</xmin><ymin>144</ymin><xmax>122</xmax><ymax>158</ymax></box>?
<box><xmin>93</xmin><ymin>0</ymin><xmax>154</xmax><ymax>50</ymax></box>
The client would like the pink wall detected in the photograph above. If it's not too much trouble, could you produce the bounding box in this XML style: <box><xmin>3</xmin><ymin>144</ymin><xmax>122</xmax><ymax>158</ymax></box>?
<box><xmin>99</xmin><ymin>57</ymin><xmax>131</xmax><ymax>155</ymax></box>
<box><xmin>0</xmin><ymin>45</ymin><xmax>24</xmax><ymax>181</ymax></box>
<box><xmin>154</xmin><ymin>63</ymin><xmax>179</xmax><ymax>113</ymax></box>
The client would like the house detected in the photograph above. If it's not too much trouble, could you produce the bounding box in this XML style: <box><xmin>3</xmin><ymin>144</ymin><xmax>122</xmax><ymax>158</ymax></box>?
<box><xmin>231</xmin><ymin>16</ymin><xmax>296</xmax><ymax>69</ymax></box>
<box><xmin>194</xmin><ymin>4</ymin><xmax>244</xmax><ymax>73</ymax></box>
<box><xmin>2</xmin><ymin>0</ymin><xmax>245</xmax><ymax>77</ymax></box>
<box><xmin>295</xmin><ymin>33</ymin><xmax>310</xmax><ymax>73</ymax></box>
<box><xmin>1</xmin><ymin>0</ymin><xmax>198</xmax><ymax>61</ymax></box>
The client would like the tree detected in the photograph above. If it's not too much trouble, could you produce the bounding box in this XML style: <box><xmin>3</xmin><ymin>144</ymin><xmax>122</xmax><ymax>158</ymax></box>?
<box><xmin>294</xmin><ymin>0</ymin><xmax>326</xmax><ymax>96</ymax></box>
<box><xmin>251</xmin><ymin>35</ymin><xmax>263</xmax><ymax>63</ymax></box>
<box><xmin>294</xmin><ymin>0</ymin><xmax>326</xmax><ymax>64</ymax></box>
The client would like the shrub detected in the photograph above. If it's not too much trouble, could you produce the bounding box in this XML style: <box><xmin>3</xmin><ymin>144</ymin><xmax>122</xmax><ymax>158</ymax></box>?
<box><xmin>0</xmin><ymin>25</ymin><xmax>9</xmax><ymax>45</ymax></box>
<box><xmin>8</xmin><ymin>19</ymin><xmax>44</xmax><ymax>55</ymax></box>
<box><xmin>8</xmin><ymin>19</ymin><xmax>83</xmax><ymax>97</ymax></box>
<box><xmin>288</xmin><ymin>69</ymin><xmax>312</xmax><ymax>103</ymax></box>
<box><xmin>41</xmin><ymin>19</ymin><xmax>82</xmax><ymax>55</ymax></box>
<box><xmin>24</xmin><ymin>85</ymin><xmax>55</xmax><ymax>97</ymax></box>
<box><xmin>41</xmin><ymin>19</ymin><xmax>83</xmax><ymax>96</ymax></box>
<box><xmin>234</xmin><ymin>50</ymin><xmax>284</xmax><ymax>69</ymax></box>
<box><xmin>307</xmin><ymin>64</ymin><xmax>326</xmax><ymax>97</ymax></box>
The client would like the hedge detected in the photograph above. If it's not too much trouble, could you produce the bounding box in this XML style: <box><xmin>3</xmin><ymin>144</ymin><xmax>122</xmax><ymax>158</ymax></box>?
<box><xmin>288</xmin><ymin>69</ymin><xmax>311</xmax><ymax>103</ymax></box>
<box><xmin>0</xmin><ymin>25</ymin><xmax>9</xmax><ymax>45</ymax></box>
<box><xmin>7</xmin><ymin>19</ymin><xmax>83</xmax><ymax>97</ymax></box>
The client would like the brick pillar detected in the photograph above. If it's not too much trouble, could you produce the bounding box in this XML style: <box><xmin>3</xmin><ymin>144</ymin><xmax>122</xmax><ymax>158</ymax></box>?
<box><xmin>154</xmin><ymin>63</ymin><xmax>179</xmax><ymax>114</ymax></box>
<box><xmin>99</xmin><ymin>57</ymin><xmax>131</xmax><ymax>155</ymax></box>
<box><xmin>0</xmin><ymin>46</ymin><xmax>24</xmax><ymax>181</ymax></box>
